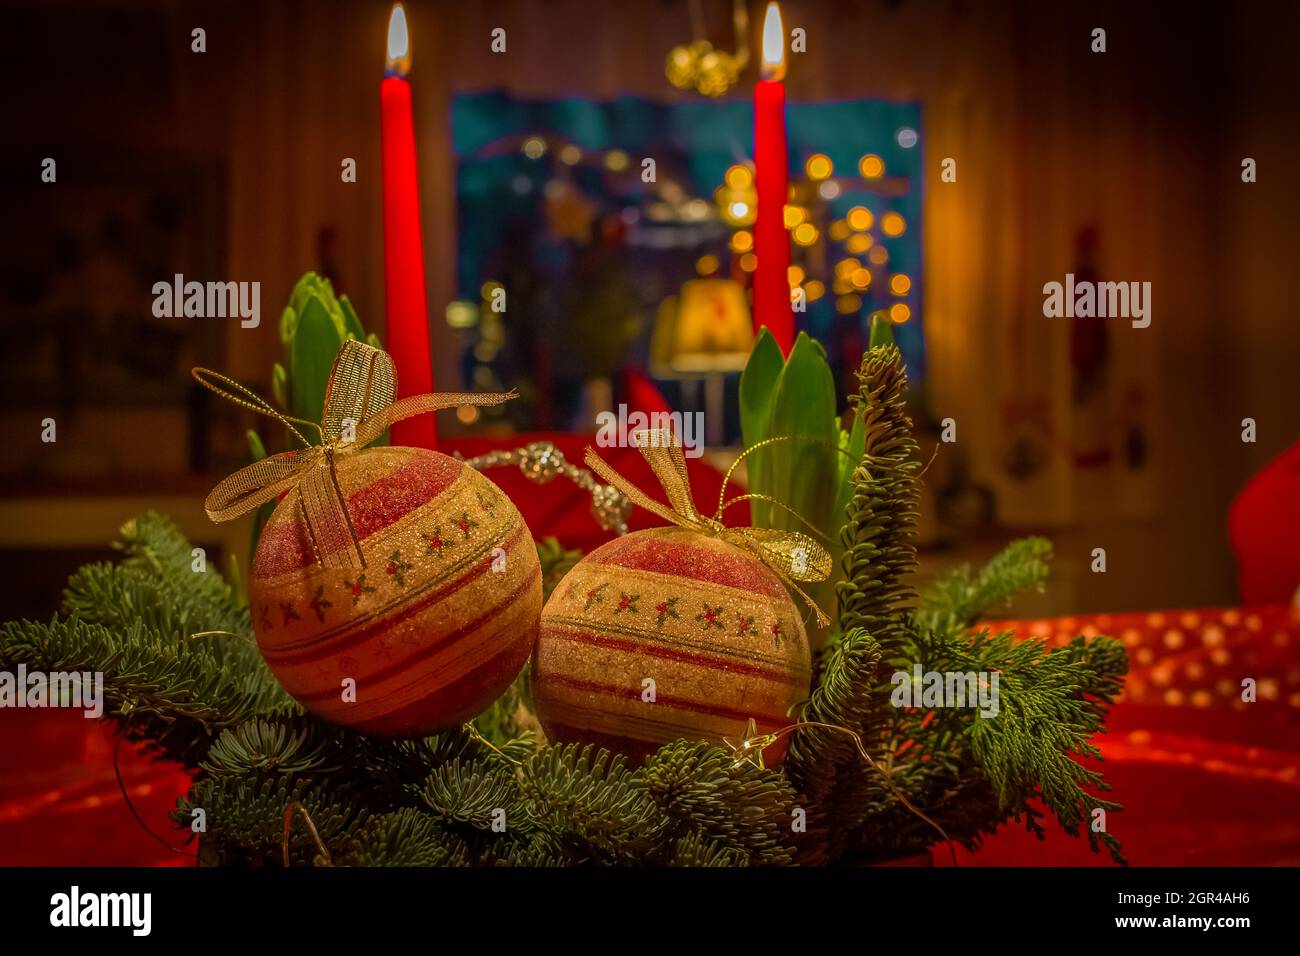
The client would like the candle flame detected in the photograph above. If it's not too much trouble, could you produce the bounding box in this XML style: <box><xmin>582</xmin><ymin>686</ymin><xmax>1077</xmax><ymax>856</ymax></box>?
<box><xmin>386</xmin><ymin>3</ymin><xmax>411</xmax><ymax>77</ymax></box>
<box><xmin>760</xmin><ymin>3</ymin><xmax>785</xmax><ymax>81</ymax></box>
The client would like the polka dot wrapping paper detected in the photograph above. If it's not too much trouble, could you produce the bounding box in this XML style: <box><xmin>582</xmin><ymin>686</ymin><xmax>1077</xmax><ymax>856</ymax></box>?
<box><xmin>958</xmin><ymin>604</ymin><xmax>1300</xmax><ymax>865</ymax></box>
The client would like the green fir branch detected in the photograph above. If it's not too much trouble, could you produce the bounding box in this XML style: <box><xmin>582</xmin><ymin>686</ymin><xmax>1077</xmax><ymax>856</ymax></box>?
<box><xmin>337</xmin><ymin>808</ymin><xmax>472</xmax><ymax>867</ymax></box>
<box><xmin>835</xmin><ymin>344</ymin><xmax>922</xmax><ymax>661</ymax></box>
<box><xmin>639</xmin><ymin>741</ymin><xmax>798</xmax><ymax>866</ymax></box>
<box><xmin>516</xmin><ymin>744</ymin><xmax>668</xmax><ymax>863</ymax></box>
<box><xmin>916</xmin><ymin>537</ymin><xmax>1053</xmax><ymax>636</ymax></box>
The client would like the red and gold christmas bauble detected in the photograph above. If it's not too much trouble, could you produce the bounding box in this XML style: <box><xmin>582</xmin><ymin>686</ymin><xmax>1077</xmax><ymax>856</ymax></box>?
<box><xmin>531</xmin><ymin>526</ymin><xmax>812</xmax><ymax>763</ymax></box>
<box><xmin>250</xmin><ymin>445</ymin><xmax>541</xmax><ymax>736</ymax></box>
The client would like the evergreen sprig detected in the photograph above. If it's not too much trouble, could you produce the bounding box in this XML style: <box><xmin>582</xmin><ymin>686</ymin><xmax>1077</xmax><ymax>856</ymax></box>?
<box><xmin>640</xmin><ymin>741</ymin><xmax>798</xmax><ymax>865</ymax></box>
<box><xmin>916</xmin><ymin>537</ymin><xmax>1053</xmax><ymax>635</ymax></box>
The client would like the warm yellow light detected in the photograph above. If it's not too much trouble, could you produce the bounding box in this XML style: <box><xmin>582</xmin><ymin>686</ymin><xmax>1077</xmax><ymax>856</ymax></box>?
<box><xmin>721</xmin><ymin>196</ymin><xmax>756</xmax><ymax>226</ymax></box>
<box><xmin>386</xmin><ymin>4</ymin><xmax>411</xmax><ymax>76</ymax></box>
<box><xmin>846</xmin><ymin>233</ymin><xmax>872</xmax><ymax>254</ymax></box>
<box><xmin>787</xmin><ymin>265</ymin><xmax>805</xmax><ymax>286</ymax></box>
<box><xmin>456</xmin><ymin>405</ymin><xmax>481</xmax><ymax>425</ymax></box>
<box><xmin>783</xmin><ymin>205</ymin><xmax>806</xmax><ymax>229</ymax></box>
<box><xmin>760</xmin><ymin>3</ymin><xmax>786</xmax><ymax>81</ymax></box>
<box><xmin>559</xmin><ymin>144</ymin><xmax>581</xmax><ymax>165</ymax></box>
<box><xmin>832</xmin><ymin>276</ymin><xmax>853</xmax><ymax>295</ymax></box>
<box><xmin>480</xmin><ymin>280</ymin><xmax>503</xmax><ymax>300</ymax></box>
<box><xmin>890</xmin><ymin>274</ymin><xmax>912</xmax><ymax>295</ymax></box>
<box><xmin>846</xmin><ymin>206</ymin><xmax>873</xmax><ymax>231</ymax></box>
<box><xmin>730</xmin><ymin>230</ymin><xmax>754</xmax><ymax>253</ymax></box>
<box><xmin>445</xmin><ymin>301</ymin><xmax>478</xmax><ymax>329</ymax></box>
<box><xmin>836</xmin><ymin>294</ymin><xmax>862</xmax><ymax>315</ymax></box>
<box><xmin>696</xmin><ymin>254</ymin><xmax>720</xmax><ymax>276</ymax></box>
<box><xmin>882</xmin><ymin>212</ymin><xmax>906</xmax><ymax>236</ymax></box>
<box><xmin>725</xmin><ymin>164</ymin><xmax>754</xmax><ymax>189</ymax></box>
<box><xmin>850</xmin><ymin>267</ymin><xmax>872</xmax><ymax>290</ymax></box>
<box><xmin>805</xmin><ymin>279</ymin><xmax>825</xmax><ymax>301</ymax></box>
<box><xmin>605</xmin><ymin>150</ymin><xmax>630</xmax><ymax>171</ymax></box>
<box><xmin>829</xmin><ymin>220</ymin><xmax>850</xmax><ymax>241</ymax></box>
<box><xmin>740</xmin><ymin>252</ymin><xmax>758</xmax><ymax>272</ymax></box>
<box><xmin>889</xmin><ymin>303</ymin><xmax>912</xmax><ymax>323</ymax></box>
<box><xmin>835</xmin><ymin>257</ymin><xmax>859</xmax><ymax>277</ymax></box>
<box><xmin>522</xmin><ymin>137</ymin><xmax>546</xmax><ymax>159</ymax></box>
<box><xmin>859</xmin><ymin>154</ymin><xmax>885</xmax><ymax>179</ymax></box>
<box><xmin>792</xmin><ymin>222</ymin><xmax>819</xmax><ymax>246</ymax></box>
<box><xmin>805</xmin><ymin>154</ymin><xmax>833</xmax><ymax>180</ymax></box>
<box><xmin>868</xmin><ymin>245</ymin><xmax>889</xmax><ymax>265</ymax></box>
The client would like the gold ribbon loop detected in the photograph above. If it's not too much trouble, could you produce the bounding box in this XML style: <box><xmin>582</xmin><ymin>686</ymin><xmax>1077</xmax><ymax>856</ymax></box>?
<box><xmin>320</xmin><ymin>339</ymin><xmax>396</xmax><ymax>442</ymax></box>
<box><xmin>194</xmin><ymin>340</ymin><xmax>516</xmax><ymax>570</ymax></box>
<box><xmin>584</xmin><ymin>427</ymin><xmax>832</xmax><ymax>626</ymax></box>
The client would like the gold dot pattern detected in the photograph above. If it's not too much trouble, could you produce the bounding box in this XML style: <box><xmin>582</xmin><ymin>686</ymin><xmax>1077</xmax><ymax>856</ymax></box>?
<box><xmin>989</xmin><ymin>604</ymin><xmax>1300</xmax><ymax>793</ymax></box>
<box><xmin>992</xmin><ymin>604</ymin><xmax>1300</xmax><ymax>708</ymax></box>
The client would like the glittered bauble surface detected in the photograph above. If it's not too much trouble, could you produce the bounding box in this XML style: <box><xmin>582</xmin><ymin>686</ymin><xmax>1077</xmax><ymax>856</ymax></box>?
<box><xmin>250</xmin><ymin>446</ymin><xmax>541</xmax><ymax>736</ymax></box>
<box><xmin>532</xmin><ymin>526</ymin><xmax>812</xmax><ymax>763</ymax></box>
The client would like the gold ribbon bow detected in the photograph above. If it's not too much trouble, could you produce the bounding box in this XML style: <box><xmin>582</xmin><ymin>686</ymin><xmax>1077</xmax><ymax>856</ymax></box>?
<box><xmin>584</xmin><ymin>429</ymin><xmax>833</xmax><ymax>626</ymax></box>
<box><xmin>193</xmin><ymin>340</ymin><xmax>515</xmax><ymax>570</ymax></box>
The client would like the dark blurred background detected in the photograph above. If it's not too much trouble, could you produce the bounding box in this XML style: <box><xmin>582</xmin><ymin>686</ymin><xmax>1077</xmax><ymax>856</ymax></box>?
<box><xmin>1</xmin><ymin>0</ymin><xmax>1298</xmax><ymax>622</ymax></box>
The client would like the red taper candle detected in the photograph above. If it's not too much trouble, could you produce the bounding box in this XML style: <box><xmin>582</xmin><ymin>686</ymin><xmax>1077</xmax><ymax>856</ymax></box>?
<box><xmin>753</xmin><ymin>2</ymin><xmax>794</xmax><ymax>356</ymax></box>
<box><xmin>381</xmin><ymin>3</ymin><xmax>437</xmax><ymax>448</ymax></box>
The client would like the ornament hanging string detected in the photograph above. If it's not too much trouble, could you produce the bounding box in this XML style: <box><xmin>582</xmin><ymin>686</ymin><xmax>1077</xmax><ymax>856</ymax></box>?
<box><xmin>584</xmin><ymin>428</ymin><xmax>834</xmax><ymax>625</ymax></box>
<box><xmin>282</xmin><ymin>801</ymin><xmax>333</xmax><ymax>867</ymax></box>
<box><xmin>193</xmin><ymin>340</ymin><xmax>515</xmax><ymax>571</ymax></box>
<box><xmin>111</xmin><ymin>712</ymin><xmax>198</xmax><ymax>860</ymax></box>
<box><xmin>713</xmin><ymin>433</ymin><xmax>865</xmax><ymax>521</ymax></box>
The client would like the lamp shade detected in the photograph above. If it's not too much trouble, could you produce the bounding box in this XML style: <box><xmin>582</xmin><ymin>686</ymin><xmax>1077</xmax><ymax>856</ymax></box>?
<box><xmin>650</xmin><ymin>278</ymin><xmax>754</xmax><ymax>376</ymax></box>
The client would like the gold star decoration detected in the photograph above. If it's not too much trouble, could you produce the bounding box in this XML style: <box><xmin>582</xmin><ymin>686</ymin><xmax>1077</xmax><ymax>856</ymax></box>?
<box><xmin>722</xmin><ymin>718</ymin><xmax>780</xmax><ymax>771</ymax></box>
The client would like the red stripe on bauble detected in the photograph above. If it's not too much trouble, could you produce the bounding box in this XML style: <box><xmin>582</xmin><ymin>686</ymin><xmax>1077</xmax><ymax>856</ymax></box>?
<box><xmin>333</xmin><ymin>622</ymin><xmax>537</xmax><ymax>736</ymax></box>
<box><xmin>294</xmin><ymin>562</ymin><xmax>541</xmax><ymax>701</ymax></box>
<box><xmin>253</xmin><ymin>450</ymin><xmax>464</xmax><ymax>576</ymax></box>
<box><xmin>263</xmin><ymin>522</ymin><xmax>533</xmax><ymax>661</ymax></box>
<box><xmin>583</xmin><ymin>531</ymin><xmax>788</xmax><ymax>598</ymax></box>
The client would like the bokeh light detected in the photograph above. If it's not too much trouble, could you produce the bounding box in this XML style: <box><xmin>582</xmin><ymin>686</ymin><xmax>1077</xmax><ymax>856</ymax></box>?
<box><xmin>859</xmin><ymin>154</ymin><xmax>885</xmax><ymax>178</ymax></box>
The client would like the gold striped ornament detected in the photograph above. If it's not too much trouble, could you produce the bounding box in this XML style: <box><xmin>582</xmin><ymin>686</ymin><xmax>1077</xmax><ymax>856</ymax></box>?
<box><xmin>196</xmin><ymin>341</ymin><xmax>541</xmax><ymax>736</ymax></box>
<box><xmin>250</xmin><ymin>446</ymin><xmax>540</xmax><ymax>734</ymax></box>
<box><xmin>532</xmin><ymin>429</ymin><xmax>829</xmax><ymax>762</ymax></box>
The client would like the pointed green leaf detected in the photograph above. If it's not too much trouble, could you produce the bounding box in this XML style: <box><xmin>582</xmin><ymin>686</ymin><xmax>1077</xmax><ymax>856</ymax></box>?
<box><xmin>339</xmin><ymin>294</ymin><xmax>366</xmax><ymax>341</ymax></box>
<box><xmin>289</xmin><ymin>272</ymin><xmax>321</xmax><ymax>317</ymax></box>
<box><xmin>246</xmin><ymin>429</ymin><xmax>267</xmax><ymax>462</ymax></box>
<box><xmin>739</xmin><ymin>328</ymin><xmax>785</xmax><ymax>526</ymax></box>
<box><xmin>279</xmin><ymin>306</ymin><xmax>297</xmax><ymax>346</ymax></box>
<box><xmin>766</xmin><ymin>333</ymin><xmax>840</xmax><ymax>632</ymax></box>
<box><xmin>769</xmin><ymin>332</ymin><xmax>837</xmax><ymax>523</ymax></box>
<box><xmin>271</xmin><ymin>363</ymin><xmax>288</xmax><ymax>411</ymax></box>
<box><xmin>833</xmin><ymin>409</ymin><xmax>866</xmax><ymax>529</ymax></box>
<box><xmin>290</xmin><ymin>295</ymin><xmax>343</xmax><ymax>425</ymax></box>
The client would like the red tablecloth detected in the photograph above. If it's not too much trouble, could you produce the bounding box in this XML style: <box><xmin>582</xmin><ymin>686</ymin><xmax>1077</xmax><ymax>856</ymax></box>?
<box><xmin>939</xmin><ymin>604</ymin><xmax>1300</xmax><ymax>866</ymax></box>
